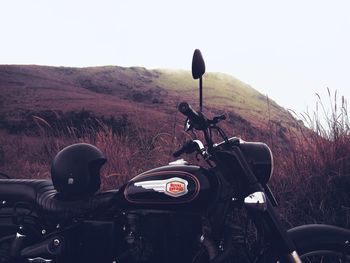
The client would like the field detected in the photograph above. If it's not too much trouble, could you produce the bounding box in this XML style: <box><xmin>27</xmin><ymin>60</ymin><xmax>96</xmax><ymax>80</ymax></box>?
<box><xmin>0</xmin><ymin>65</ymin><xmax>349</xmax><ymax>229</ymax></box>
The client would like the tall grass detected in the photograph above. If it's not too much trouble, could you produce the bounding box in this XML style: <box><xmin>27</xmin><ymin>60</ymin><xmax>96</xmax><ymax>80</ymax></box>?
<box><xmin>271</xmin><ymin>89</ymin><xmax>350</xmax><ymax>227</ymax></box>
<box><xmin>1</xmin><ymin>92</ymin><xmax>349</xmax><ymax>228</ymax></box>
<box><xmin>0</xmin><ymin>109</ymin><xmax>188</xmax><ymax>190</ymax></box>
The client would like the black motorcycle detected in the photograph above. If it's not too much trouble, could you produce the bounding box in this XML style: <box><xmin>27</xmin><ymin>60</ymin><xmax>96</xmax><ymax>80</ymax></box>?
<box><xmin>1</xmin><ymin>50</ymin><xmax>350</xmax><ymax>263</ymax></box>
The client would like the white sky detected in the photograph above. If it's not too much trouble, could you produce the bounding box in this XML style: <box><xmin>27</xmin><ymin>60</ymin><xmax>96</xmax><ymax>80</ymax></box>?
<box><xmin>1</xmin><ymin>0</ymin><xmax>349</xmax><ymax>116</ymax></box>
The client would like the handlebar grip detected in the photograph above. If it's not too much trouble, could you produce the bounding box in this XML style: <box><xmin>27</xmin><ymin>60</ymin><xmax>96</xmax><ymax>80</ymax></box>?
<box><xmin>173</xmin><ymin>140</ymin><xmax>197</xmax><ymax>157</ymax></box>
<box><xmin>178</xmin><ymin>102</ymin><xmax>203</xmax><ymax>124</ymax></box>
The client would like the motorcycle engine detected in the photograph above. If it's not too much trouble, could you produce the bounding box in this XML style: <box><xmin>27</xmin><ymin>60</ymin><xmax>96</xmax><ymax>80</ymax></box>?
<box><xmin>122</xmin><ymin>213</ymin><xmax>203</xmax><ymax>263</ymax></box>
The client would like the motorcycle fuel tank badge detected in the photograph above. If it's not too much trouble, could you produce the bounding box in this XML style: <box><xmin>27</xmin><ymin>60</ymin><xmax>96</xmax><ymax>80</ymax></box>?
<box><xmin>134</xmin><ymin>177</ymin><xmax>189</xmax><ymax>197</ymax></box>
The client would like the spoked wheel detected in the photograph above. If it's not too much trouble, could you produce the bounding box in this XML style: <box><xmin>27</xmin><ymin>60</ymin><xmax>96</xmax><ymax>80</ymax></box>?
<box><xmin>288</xmin><ymin>225</ymin><xmax>350</xmax><ymax>263</ymax></box>
<box><xmin>265</xmin><ymin>247</ymin><xmax>350</xmax><ymax>263</ymax></box>
<box><xmin>299</xmin><ymin>249</ymin><xmax>350</xmax><ymax>263</ymax></box>
<box><xmin>257</xmin><ymin>225</ymin><xmax>350</xmax><ymax>263</ymax></box>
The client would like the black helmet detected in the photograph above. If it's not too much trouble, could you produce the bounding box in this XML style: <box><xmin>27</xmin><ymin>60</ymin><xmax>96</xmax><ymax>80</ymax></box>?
<box><xmin>51</xmin><ymin>143</ymin><xmax>107</xmax><ymax>199</ymax></box>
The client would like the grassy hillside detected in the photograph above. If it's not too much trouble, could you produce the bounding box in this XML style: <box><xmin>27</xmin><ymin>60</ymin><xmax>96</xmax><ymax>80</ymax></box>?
<box><xmin>0</xmin><ymin>64</ymin><xmax>305</xmax><ymax>180</ymax></box>
<box><xmin>155</xmin><ymin>69</ymin><xmax>292</xmax><ymax>125</ymax></box>
<box><xmin>1</xmin><ymin>65</ymin><xmax>350</xmax><ymax>228</ymax></box>
<box><xmin>0</xmin><ymin>63</ymin><xmax>302</xmax><ymax>183</ymax></box>
<box><xmin>0</xmin><ymin>65</ymin><xmax>296</xmax><ymax>130</ymax></box>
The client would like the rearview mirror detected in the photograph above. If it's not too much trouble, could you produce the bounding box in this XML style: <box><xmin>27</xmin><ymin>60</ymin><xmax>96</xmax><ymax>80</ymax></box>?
<box><xmin>191</xmin><ymin>49</ymin><xmax>206</xmax><ymax>79</ymax></box>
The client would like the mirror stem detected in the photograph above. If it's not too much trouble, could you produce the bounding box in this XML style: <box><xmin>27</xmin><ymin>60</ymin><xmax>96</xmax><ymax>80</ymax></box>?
<box><xmin>199</xmin><ymin>77</ymin><xmax>203</xmax><ymax>112</ymax></box>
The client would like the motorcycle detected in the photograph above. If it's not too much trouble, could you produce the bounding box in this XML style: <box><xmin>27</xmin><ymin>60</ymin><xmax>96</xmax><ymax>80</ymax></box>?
<box><xmin>1</xmin><ymin>49</ymin><xmax>350</xmax><ymax>263</ymax></box>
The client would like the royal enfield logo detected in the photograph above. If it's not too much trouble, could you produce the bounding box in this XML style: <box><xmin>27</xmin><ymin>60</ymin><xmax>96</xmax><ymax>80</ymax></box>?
<box><xmin>166</xmin><ymin>181</ymin><xmax>186</xmax><ymax>196</ymax></box>
<box><xmin>134</xmin><ymin>177</ymin><xmax>188</xmax><ymax>197</ymax></box>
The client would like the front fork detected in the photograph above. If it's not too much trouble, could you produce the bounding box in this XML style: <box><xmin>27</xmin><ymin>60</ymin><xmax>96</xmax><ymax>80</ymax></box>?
<box><xmin>244</xmin><ymin>191</ymin><xmax>302</xmax><ymax>263</ymax></box>
<box><xmin>224</xmin><ymin>146</ymin><xmax>302</xmax><ymax>262</ymax></box>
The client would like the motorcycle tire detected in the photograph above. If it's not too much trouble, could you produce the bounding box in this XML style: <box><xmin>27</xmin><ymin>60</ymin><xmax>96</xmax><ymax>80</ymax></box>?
<box><xmin>261</xmin><ymin>224</ymin><xmax>350</xmax><ymax>262</ymax></box>
<box><xmin>257</xmin><ymin>243</ymin><xmax>350</xmax><ymax>263</ymax></box>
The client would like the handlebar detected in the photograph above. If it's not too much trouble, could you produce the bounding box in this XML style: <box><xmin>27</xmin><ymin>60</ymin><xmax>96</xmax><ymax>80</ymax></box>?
<box><xmin>178</xmin><ymin>102</ymin><xmax>207</xmax><ymax>130</ymax></box>
<box><xmin>178</xmin><ymin>102</ymin><xmax>201</xmax><ymax>122</ymax></box>
<box><xmin>173</xmin><ymin>140</ymin><xmax>199</xmax><ymax>157</ymax></box>
<box><xmin>174</xmin><ymin>101</ymin><xmax>227</xmax><ymax>159</ymax></box>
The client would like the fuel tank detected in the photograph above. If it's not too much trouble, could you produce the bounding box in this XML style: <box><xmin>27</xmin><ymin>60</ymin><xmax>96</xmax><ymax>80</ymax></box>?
<box><xmin>117</xmin><ymin>161</ymin><xmax>219</xmax><ymax>213</ymax></box>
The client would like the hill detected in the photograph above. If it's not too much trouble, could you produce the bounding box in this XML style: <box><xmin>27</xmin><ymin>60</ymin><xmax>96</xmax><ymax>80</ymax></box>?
<box><xmin>0</xmin><ymin>65</ymin><xmax>299</xmax><ymax>139</ymax></box>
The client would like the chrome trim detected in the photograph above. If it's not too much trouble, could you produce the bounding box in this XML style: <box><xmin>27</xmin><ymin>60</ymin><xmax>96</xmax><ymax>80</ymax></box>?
<box><xmin>16</xmin><ymin>232</ymin><xmax>26</xmax><ymax>238</ymax></box>
<box><xmin>289</xmin><ymin>250</ymin><xmax>302</xmax><ymax>263</ymax></box>
<box><xmin>193</xmin><ymin>139</ymin><xmax>205</xmax><ymax>150</ymax></box>
<box><xmin>244</xmin><ymin>191</ymin><xmax>267</xmax><ymax>211</ymax></box>
<box><xmin>193</xmin><ymin>140</ymin><xmax>209</xmax><ymax>159</ymax></box>
<box><xmin>53</xmin><ymin>239</ymin><xmax>60</xmax><ymax>246</ymax></box>
<box><xmin>134</xmin><ymin>177</ymin><xmax>189</xmax><ymax>197</ymax></box>
<box><xmin>185</xmin><ymin>119</ymin><xmax>191</xmax><ymax>131</ymax></box>
<box><xmin>169</xmin><ymin>159</ymin><xmax>188</xmax><ymax>165</ymax></box>
<box><xmin>27</xmin><ymin>257</ymin><xmax>53</xmax><ymax>263</ymax></box>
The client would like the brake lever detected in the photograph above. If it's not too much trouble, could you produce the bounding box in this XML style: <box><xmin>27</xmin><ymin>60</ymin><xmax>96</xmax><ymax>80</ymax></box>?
<box><xmin>209</xmin><ymin>114</ymin><xmax>226</xmax><ymax>125</ymax></box>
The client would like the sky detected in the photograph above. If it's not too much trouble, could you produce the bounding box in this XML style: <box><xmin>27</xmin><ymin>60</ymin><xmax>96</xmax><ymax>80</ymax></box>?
<box><xmin>1</xmin><ymin>0</ymin><xmax>349</xmax><ymax>116</ymax></box>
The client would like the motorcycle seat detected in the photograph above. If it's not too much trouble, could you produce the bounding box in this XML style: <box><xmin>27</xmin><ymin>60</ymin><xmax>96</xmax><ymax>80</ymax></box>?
<box><xmin>0</xmin><ymin>179</ymin><xmax>117</xmax><ymax>219</ymax></box>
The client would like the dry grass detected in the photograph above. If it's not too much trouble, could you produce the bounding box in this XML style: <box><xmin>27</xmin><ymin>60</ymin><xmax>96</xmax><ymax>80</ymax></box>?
<box><xmin>0</xmin><ymin>90</ymin><xmax>349</xmax><ymax>228</ymax></box>
<box><xmin>0</xmin><ymin>108</ymin><xmax>189</xmax><ymax>190</ymax></box>
<box><xmin>270</xmin><ymin>89</ymin><xmax>350</xmax><ymax>227</ymax></box>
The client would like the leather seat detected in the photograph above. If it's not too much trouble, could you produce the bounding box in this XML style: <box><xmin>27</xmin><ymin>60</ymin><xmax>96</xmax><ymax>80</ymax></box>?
<box><xmin>0</xmin><ymin>179</ymin><xmax>117</xmax><ymax>219</ymax></box>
